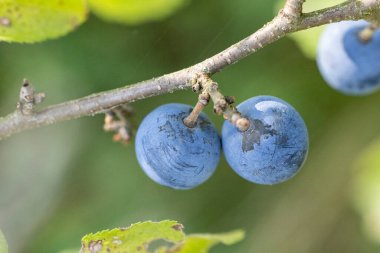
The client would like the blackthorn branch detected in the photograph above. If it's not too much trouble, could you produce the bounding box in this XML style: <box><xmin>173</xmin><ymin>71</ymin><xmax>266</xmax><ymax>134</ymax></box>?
<box><xmin>0</xmin><ymin>0</ymin><xmax>379</xmax><ymax>140</ymax></box>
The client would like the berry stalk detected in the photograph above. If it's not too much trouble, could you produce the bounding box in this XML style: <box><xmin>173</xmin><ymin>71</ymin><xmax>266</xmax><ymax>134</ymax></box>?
<box><xmin>359</xmin><ymin>22</ymin><xmax>378</xmax><ymax>42</ymax></box>
<box><xmin>186</xmin><ymin>73</ymin><xmax>250</xmax><ymax>132</ymax></box>
<box><xmin>183</xmin><ymin>92</ymin><xmax>209</xmax><ymax>128</ymax></box>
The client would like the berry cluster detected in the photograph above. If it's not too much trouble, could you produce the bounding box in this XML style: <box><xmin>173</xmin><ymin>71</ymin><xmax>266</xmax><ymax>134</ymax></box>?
<box><xmin>134</xmin><ymin>19</ymin><xmax>380</xmax><ymax>190</ymax></box>
<box><xmin>135</xmin><ymin>97</ymin><xmax>309</xmax><ymax>189</ymax></box>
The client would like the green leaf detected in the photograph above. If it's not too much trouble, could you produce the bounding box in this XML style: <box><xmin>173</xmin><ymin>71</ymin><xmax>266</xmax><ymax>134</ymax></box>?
<box><xmin>0</xmin><ymin>230</ymin><xmax>8</xmax><ymax>253</ymax></box>
<box><xmin>80</xmin><ymin>220</ymin><xmax>185</xmax><ymax>253</ymax></box>
<box><xmin>275</xmin><ymin>0</ymin><xmax>345</xmax><ymax>58</ymax></box>
<box><xmin>88</xmin><ymin>0</ymin><xmax>188</xmax><ymax>25</ymax></box>
<box><xmin>0</xmin><ymin>0</ymin><xmax>87</xmax><ymax>43</ymax></box>
<box><xmin>80</xmin><ymin>221</ymin><xmax>244</xmax><ymax>253</ymax></box>
<box><xmin>155</xmin><ymin>230</ymin><xmax>245</xmax><ymax>253</ymax></box>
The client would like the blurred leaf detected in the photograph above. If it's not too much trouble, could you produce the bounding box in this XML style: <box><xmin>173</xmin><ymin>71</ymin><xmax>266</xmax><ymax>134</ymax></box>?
<box><xmin>275</xmin><ymin>0</ymin><xmax>345</xmax><ymax>58</ymax></box>
<box><xmin>88</xmin><ymin>0</ymin><xmax>188</xmax><ymax>25</ymax></box>
<box><xmin>155</xmin><ymin>230</ymin><xmax>245</xmax><ymax>253</ymax></box>
<box><xmin>0</xmin><ymin>230</ymin><xmax>8</xmax><ymax>253</ymax></box>
<box><xmin>0</xmin><ymin>0</ymin><xmax>87</xmax><ymax>43</ymax></box>
<box><xmin>352</xmin><ymin>138</ymin><xmax>380</xmax><ymax>243</ymax></box>
<box><xmin>80</xmin><ymin>220</ymin><xmax>185</xmax><ymax>253</ymax></box>
<box><xmin>289</xmin><ymin>27</ymin><xmax>324</xmax><ymax>59</ymax></box>
<box><xmin>58</xmin><ymin>250</ymin><xmax>78</xmax><ymax>253</ymax></box>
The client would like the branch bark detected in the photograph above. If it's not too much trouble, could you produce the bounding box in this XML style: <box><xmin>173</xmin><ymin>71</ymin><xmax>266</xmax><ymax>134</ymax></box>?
<box><xmin>283</xmin><ymin>0</ymin><xmax>305</xmax><ymax>19</ymax></box>
<box><xmin>0</xmin><ymin>0</ymin><xmax>379</xmax><ymax>140</ymax></box>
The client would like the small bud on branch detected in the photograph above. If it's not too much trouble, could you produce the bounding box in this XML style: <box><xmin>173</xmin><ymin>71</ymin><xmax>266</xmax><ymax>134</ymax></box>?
<box><xmin>17</xmin><ymin>79</ymin><xmax>45</xmax><ymax>115</ymax></box>
<box><xmin>103</xmin><ymin>105</ymin><xmax>134</xmax><ymax>144</ymax></box>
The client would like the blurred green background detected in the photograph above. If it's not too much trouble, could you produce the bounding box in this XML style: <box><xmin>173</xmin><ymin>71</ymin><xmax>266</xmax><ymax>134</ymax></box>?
<box><xmin>1</xmin><ymin>0</ymin><xmax>380</xmax><ymax>252</ymax></box>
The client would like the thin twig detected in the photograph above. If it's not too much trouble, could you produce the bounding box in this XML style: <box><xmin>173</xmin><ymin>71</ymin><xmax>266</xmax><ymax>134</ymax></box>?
<box><xmin>0</xmin><ymin>0</ymin><xmax>379</xmax><ymax>140</ymax></box>
<box><xmin>183</xmin><ymin>92</ymin><xmax>210</xmax><ymax>128</ymax></box>
<box><xmin>283</xmin><ymin>0</ymin><xmax>305</xmax><ymax>19</ymax></box>
<box><xmin>194</xmin><ymin>73</ymin><xmax>250</xmax><ymax>132</ymax></box>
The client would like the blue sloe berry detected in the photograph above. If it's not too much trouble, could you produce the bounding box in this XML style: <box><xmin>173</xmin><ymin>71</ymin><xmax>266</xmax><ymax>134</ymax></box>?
<box><xmin>317</xmin><ymin>20</ymin><xmax>380</xmax><ymax>95</ymax></box>
<box><xmin>222</xmin><ymin>96</ymin><xmax>308</xmax><ymax>185</ymax></box>
<box><xmin>135</xmin><ymin>103</ymin><xmax>221</xmax><ymax>190</ymax></box>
